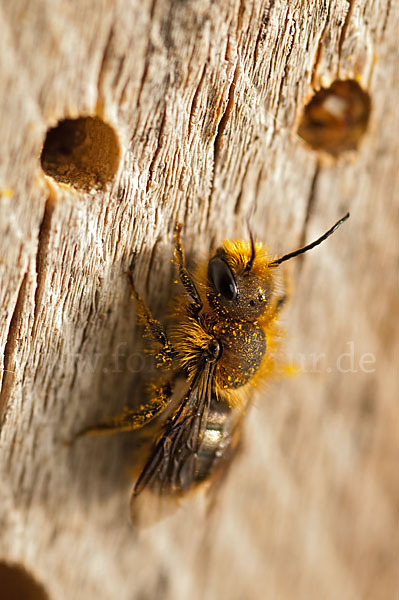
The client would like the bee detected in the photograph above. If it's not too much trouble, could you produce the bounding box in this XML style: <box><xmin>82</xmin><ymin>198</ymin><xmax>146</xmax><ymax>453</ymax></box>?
<box><xmin>77</xmin><ymin>213</ymin><xmax>349</xmax><ymax>524</ymax></box>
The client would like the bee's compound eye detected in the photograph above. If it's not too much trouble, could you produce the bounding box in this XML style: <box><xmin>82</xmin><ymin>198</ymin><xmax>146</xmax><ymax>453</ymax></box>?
<box><xmin>208</xmin><ymin>257</ymin><xmax>238</xmax><ymax>301</ymax></box>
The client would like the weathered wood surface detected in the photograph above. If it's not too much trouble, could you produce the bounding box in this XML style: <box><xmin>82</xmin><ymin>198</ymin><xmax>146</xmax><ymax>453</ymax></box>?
<box><xmin>0</xmin><ymin>1</ymin><xmax>398</xmax><ymax>599</ymax></box>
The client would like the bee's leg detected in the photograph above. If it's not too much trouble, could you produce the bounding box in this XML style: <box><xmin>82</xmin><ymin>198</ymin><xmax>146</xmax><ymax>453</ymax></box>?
<box><xmin>127</xmin><ymin>265</ymin><xmax>175</xmax><ymax>365</ymax></box>
<box><xmin>174</xmin><ymin>223</ymin><xmax>202</xmax><ymax>314</ymax></box>
<box><xmin>74</xmin><ymin>381</ymin><xmax>172</xmax><ymax>439</ymax></box>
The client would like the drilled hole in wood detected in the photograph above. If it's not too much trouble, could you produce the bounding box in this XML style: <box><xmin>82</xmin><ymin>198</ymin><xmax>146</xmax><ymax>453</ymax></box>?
<box><xmin>0</xmin><ymin>562</ymin><xmax>49</xmax><ymax>600</ymax></box>
<box><xmin>40</xmin><ymin>116</ymin><xmax>120</xmax><ymax>191</ymax></box>
<box><xmin>297</xmin><ymin>80</ymin><xmax>371</xmax><ymax>156</ymax></box>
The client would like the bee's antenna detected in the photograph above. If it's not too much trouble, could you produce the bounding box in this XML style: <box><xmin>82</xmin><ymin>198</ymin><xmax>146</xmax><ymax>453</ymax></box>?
<box><xmin>244</xmin><ymin>212</ymin><xmax>256</xmax><ymax>272</ymax></box>
<box><xmin>269</xmin><ymin>212</ymin><xmax>350</xmax><ymax>267</ymax></box>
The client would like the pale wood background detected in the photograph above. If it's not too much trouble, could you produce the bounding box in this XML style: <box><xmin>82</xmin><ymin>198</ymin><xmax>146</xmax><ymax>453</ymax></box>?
<box><xmin>0</xmin><ymin>1</ymin><xmax>398</xmax><ymax>599</ymax></box>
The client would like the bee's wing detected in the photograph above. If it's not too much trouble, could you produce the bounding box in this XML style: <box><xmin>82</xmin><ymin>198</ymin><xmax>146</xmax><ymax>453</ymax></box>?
<box><xmin>130</xmin><ymin>362</ymin><xmax>216</xmax><ymax>526</ymax></box>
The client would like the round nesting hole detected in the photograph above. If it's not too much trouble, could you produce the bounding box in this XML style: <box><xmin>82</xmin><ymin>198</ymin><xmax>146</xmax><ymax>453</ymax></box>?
<box><xmin>297</xmin><ymin>79</ymin><xmax>371</xmax><ymax>156</ymax></box>
<box><xmin>0</xmin><ymin>562</ymin><xmax>49</xmax><ymax>600</ymax></box>
<box><xmin>40</xmin><ymin>116</ymin><xmax>120</xmax><ymax>191</ymax></box>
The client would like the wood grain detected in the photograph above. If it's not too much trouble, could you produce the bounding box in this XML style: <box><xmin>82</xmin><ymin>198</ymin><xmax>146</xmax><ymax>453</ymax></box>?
<box><xmin>0</xmin><ymin>1</ymin><xmax>397</xmax><ymax>599</ymax></box>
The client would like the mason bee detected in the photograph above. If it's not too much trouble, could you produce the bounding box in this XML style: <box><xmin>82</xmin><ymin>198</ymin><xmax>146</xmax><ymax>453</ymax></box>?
<box><xmin>78</xmin><ymin>213</ymin><xmax>349</xmax><ymax>523</ymax></box>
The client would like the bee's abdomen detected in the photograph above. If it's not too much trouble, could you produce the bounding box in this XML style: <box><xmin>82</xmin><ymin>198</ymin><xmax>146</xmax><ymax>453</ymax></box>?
<box><xmin>194</xmin><ymin>396</ymin><xmax>236</xmax><ymax>484</ymax></box>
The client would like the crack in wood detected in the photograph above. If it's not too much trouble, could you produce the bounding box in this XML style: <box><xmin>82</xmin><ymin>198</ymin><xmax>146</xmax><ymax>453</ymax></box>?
<box><xmin>337</xmin><ymin>0</ymin><xmax>354</xmax><ymax>77</ymax></box>
<box><xmin>236</xmin><ymin>0</ymin><xmax>246</xmax><ymax>33</ymax></box>
<box><xmin>41</xmin><ymin>361</ymin><xmax>57</xmax><ymax>415</ymax></box>
<box><xmin>207</xmin><ymin>61</ymin><xmax>239</xmax><ymax>224</ymax></box>
<box><xmin>136</xmin><ymin>55</ymin><xmax>151</xmax><ymax>110</ymax></box>
<box><xmin>69</xmin><ymin>302</ymin><xmax>94</xmax><ymax>393</ymax></box>
<box><xmin>381</xmin><ymin>0</ymin><xmax>392</xmax><ymax>36</ymax></box>
<box><xmin>97</xmin><ymin>22</ymin><xmax>115</xmax><ymax>102</ymax></box>
<box><xmin>252</xmin><ymin>0</ymin><xmax>275</xmax><ymax>71</ymax></box>
<box><xmin>145</xmin><ymin>236</ymin><xmax>160</xmax><ymax>296</ymax></box>
<box><xmin>146</xmin><ymin>103</ymin><xmax>168</xmax><ymax>193</ymax></box>
<box><xmin>136</xmin><ymin>0</ymin><xmax>157</xmax><ymax>110</ymax></box>
<box><xmin>296</xmin><ymin>161</ymin><xmax>321</xmax><ymax>274</ymax></box>
<box><xmin>253</xmin><ymin>165</ymin><xmax>264</xmax><ymax>216</ymax></box>
<box><xmin>6</xmin><ymin>429</ymin><xmax>17</xmax><ymax>468</ymax></box>
<box><xmin>233</xmin><ymin>157</ymin><xmax>251</xmax><ymax>215</ymax></box>
<box><xmin>0</xmin><ymin>269</ymin><xmax>29</xmax><ymax>423</ymax></box>
<box><xmin>33</xmin><ymin>197</ymin><xmax>55</xmax><ymax>332</ymax></box>
<box><xmin>213</xmin><ymin>62</ymin><xmax>239</xmax><ymax>166</ymax></box>
<box><xmin>310</xmin><ymin>4</ymin><xmax>330</xmax><ymax>86</ymax></box>
<box><xmin>188</xmin><ymin>63</ymin><xmax>207</xmax><ymax>134</ymax></box>
<box><xmin>274</xmin><ymin>10</ymin><xmax>295</xmax><ymax>123</ymax></box>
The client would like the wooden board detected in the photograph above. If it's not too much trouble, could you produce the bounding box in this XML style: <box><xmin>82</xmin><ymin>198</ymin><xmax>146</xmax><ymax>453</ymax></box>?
<box><xmin>0</xmin><ymin>1</ymin><xmax>398</xmax><ymax>599</ymax></box>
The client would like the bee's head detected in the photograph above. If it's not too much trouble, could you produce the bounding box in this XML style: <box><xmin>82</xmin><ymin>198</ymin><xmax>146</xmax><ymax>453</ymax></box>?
<box><xmin>206</xmin><ymin>212</ymin><xmax>350</xmax><ymax>320</ymax></box>
<box><xmin>207</xmin><ymin>241</ymin><xmax>274</xmax><ymax>320</ymax></box>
